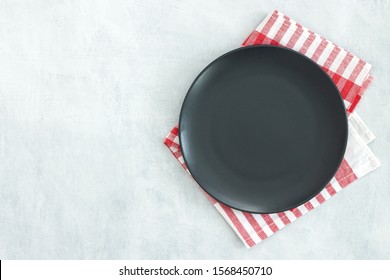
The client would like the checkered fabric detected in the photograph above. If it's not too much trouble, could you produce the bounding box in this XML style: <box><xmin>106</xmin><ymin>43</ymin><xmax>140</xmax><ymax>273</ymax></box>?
<box><xmin>164</xmin><ymin>10</ymin><xmax>380</xmax><ymax>248</ymax></box>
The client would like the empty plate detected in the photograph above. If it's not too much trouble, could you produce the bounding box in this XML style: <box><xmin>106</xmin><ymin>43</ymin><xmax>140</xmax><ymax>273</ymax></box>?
<box><xmin>179</xmin><ymin>45</ymin><xmax>348</xmax><ymax>213</ymax></box>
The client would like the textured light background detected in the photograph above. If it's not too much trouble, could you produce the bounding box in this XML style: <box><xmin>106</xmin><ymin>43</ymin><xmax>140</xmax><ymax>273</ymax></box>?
<box><xmin>0</xmin><ymin>0</ymin><xmax>389</xmax><ymax>259</ymax></box>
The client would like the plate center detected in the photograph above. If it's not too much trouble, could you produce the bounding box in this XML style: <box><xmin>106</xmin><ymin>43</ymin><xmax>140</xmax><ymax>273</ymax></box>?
<box><xmin>211</xmin><ymin>76</ymin><xmax>317</xmax><ymax>181</ymax></box>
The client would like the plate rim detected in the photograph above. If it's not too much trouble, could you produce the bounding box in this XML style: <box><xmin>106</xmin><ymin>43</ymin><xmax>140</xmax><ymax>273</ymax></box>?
<box><xmin>178</xmin><ymin>44</ymin><xmax>348</xmax><ymax>214</ymax></box>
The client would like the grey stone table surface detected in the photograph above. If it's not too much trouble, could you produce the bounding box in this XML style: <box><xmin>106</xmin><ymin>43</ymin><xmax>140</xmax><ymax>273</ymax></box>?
<box><xmin>0</xmin><ymin>0</ymin><xmax>389</xmax><ymax>259</ymax></box>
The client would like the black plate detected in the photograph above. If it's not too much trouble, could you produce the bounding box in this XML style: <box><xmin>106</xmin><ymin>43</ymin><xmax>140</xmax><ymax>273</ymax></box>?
<box><xmin>179</xmin><ymin>45</ymin><xmax>348</xmax><ymax>214</ymax></box>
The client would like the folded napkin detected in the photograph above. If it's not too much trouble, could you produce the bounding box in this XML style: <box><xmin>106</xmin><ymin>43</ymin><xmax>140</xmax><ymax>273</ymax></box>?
<box><xmin>164</xmin><ymin>10</ymin><xmax>380</xmax><ymax>248</ymax></box>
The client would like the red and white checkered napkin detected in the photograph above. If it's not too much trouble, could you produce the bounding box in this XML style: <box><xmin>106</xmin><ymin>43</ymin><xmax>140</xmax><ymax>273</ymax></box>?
<box><xmin>164</xmin><ymin>10</ymin><xmax>380</xmax><ymax>248</ymax></box>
